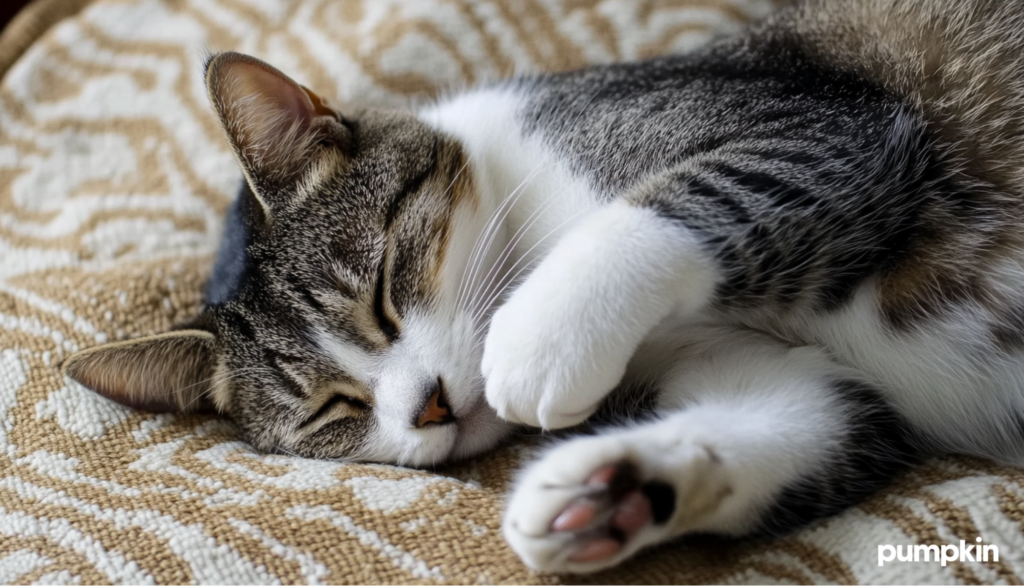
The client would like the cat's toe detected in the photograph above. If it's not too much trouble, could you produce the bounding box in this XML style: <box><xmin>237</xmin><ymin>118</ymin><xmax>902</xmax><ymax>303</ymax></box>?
<box><xmin>551</xmin><ymin>464</ymin><xmax>649</xmax><ymax>532</ymax></box>
<box><xmin>504</xmin><ymin>459</ymin><xmax>674</xmax><ymax>573</ymax></box>
<box><xmin>552</xmin><ymin>464</ymin><xmax>668</xmax><ymax>563</ymax></box>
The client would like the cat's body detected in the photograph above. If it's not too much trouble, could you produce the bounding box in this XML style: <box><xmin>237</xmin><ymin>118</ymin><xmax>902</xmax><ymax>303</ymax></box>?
<box><xmin>65</xmin><ymin>0</ymin><xmax>1024</xmax><ymax>573</ymax></box>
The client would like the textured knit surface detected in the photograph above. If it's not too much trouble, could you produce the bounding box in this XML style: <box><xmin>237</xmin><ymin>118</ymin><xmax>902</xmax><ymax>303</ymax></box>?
<box><xmin>2</xmin><ymin>0</ymin><xmax>1024</xmax><ymax>583</ymax></box>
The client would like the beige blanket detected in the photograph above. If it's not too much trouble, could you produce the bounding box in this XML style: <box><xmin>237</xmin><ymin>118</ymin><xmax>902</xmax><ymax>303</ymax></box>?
<box><xmin>1</xmin><ymin>0</ymin><xmax>1023</xmax><ymax>583</ymax></box>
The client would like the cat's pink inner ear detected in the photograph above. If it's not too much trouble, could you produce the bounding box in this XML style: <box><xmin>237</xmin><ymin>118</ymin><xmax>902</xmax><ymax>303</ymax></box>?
<box><xmin>62</xmin><ymin>330</ymin><xmax>219</xmax><ymax>414</ymax></box>
<box><xmin>206</xmin><ymin>52</ymin><xmax>338</xmax><ymax>185</ymax></box>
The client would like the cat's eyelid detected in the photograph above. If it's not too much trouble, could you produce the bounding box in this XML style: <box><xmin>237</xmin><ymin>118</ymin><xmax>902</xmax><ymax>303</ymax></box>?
<box><xmin>297</xmin><ymin>392</ymin><xmax>368</xmax><ymax>429</ymax></box>
<box><xmin>374</xmin><ymin>266</ymin><xmax>400</xmax><ymax>340</ymax></box>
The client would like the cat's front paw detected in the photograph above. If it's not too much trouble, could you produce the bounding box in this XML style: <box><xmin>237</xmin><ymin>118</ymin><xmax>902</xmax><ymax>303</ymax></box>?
<box><xmin>481</xmin><ymin>277</ymin><xmax>629</xmax><ymax>430</ymax></box>
<box><xmin>503</xmin><ymin>434</ymin><xmax>731</xmax><ymax>574</ymax></box>
<box><xmin>481</xmin><ymin>202</ymin><xmax>710</xmax><ymax>430</ymax></box>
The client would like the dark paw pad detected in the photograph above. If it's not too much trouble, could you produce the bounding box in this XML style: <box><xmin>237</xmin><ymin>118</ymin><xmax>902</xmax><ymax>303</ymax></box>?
<box><xmin>642</xmin><ymin>480</ymin><xmax>676</xmax><ymax>524</ymax></box>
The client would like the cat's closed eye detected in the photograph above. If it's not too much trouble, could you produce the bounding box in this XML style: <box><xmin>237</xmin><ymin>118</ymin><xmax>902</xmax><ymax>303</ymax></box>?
<box><xmin>298</xmin><ymin>392</ymin><xmax>369</xmax><ymax>429</ymax></box>
<box><xmin>373</xmin><ymin>269</ymin><xmax>400</xmax><ymax>340</ymax></box>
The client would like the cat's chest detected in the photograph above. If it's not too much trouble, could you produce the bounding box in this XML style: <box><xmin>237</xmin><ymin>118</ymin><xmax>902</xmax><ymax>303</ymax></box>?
<box><xmin>496</xmin><ymin>149</ymin><xmax>598</xmax><ymax>268</ymax></box>
<box><xmin>422</xmin><ymin>87</ymin><xmax>603</xmax><ymax>266</ymax></box>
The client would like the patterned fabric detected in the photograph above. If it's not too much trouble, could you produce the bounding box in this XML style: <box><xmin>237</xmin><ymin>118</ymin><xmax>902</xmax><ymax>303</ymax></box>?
<box><xmin>1</xmin><ymin>0</ymin><xmax>1023</xmax><ymax>583</ymax></box>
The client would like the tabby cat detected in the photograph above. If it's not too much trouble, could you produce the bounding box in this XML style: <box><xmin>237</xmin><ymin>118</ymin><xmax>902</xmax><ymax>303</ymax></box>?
<box><xmin>64</xmin><ymin>0</ymin><xmax>1024</xmax><ymax>573</ymax></box>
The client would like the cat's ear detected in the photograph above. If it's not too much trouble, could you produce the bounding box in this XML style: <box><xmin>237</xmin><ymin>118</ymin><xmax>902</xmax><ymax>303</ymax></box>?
<box><xmin>62</xmin><ymin>329</ymin><xmax>221</xmax><ymax>414</ymax></box>
<box><xmin>205</xmin><ymin>51</ymin><xmax>348</xmax><ymax>214</ymax></box>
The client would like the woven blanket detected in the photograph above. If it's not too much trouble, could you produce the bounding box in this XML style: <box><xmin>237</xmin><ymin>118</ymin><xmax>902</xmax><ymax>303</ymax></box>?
<box><xmin>2</xmin><ymin>0</ymin><xmax>1024</xmax><ymax>583</ymax></box>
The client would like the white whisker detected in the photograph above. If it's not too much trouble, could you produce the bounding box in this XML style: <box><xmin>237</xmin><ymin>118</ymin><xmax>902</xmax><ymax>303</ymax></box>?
<box><xmin>467</xmin><ymin>186</ymin><xmax>577</xmax><ymax>323</ymax></box>
<box><xmin>472</xmin><ymin>203</ymin><xmax>600</xmax><ymax>336</ymax></box>
<box><xmin>455</xmin><ymin>160</ymin><xmax>554</xmax><ymax>314</ymax></box>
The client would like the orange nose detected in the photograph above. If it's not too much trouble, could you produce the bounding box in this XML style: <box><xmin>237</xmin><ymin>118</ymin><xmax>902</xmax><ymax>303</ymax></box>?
<box><xmin>416</xmin><ymin>384</ymin><xmax>452</xmax><ymax>428</ymax></box>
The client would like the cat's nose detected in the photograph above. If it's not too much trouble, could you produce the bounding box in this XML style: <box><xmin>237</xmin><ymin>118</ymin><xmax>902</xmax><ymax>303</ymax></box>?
<box><xmin>416</xmin><ymin>378</ymin><xmax>454</xmax><ymax>428</ymax></box>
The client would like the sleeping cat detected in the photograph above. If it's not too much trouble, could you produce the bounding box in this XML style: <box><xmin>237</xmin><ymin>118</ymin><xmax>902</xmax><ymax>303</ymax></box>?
<box><xmin>63</xmin><ymin>0</ymin><xmax>1024</xmax><ymax>574</ymax></box>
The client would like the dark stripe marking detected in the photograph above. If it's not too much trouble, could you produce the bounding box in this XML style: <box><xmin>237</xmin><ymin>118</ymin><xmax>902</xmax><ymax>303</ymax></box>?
<box><xmin>297</xmin><ymin>393</ymin><xmax>368</xmax><ymax>429</ymax></box>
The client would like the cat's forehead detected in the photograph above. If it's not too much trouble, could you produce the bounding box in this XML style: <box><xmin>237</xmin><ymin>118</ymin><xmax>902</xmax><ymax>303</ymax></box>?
<box><xmin>340</xmin><ymin>109</ymin><xmax>439</xmax><ymax>185</ymax></box>
<box><xmin>268</xmin><ymin>207</ymin><xmax>384</xmax><ymax>284</ymax></box>
<box><xmin>263</xmin><ymin>112</ymin><xmax>442</xmax><ymax>261</ymax></box>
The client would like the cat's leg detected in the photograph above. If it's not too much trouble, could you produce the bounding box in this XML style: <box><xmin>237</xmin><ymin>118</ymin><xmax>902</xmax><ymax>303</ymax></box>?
<box><xmin>502</xmin><ymin>326</ymin><xmax>918</xmax><ymax>574</ymax></box>
<box><xmin>485</xmin><ymin>132</ymin><xmax>933</xmax><ymax>431</ymax></box>
<box><xmin>483</xmin><ymin>200</ymin><xmax>721</xmax><ymax>429</ymax></box>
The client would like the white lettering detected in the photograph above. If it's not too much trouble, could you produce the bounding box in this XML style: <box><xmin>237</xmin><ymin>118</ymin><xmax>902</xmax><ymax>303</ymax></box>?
<box><xmin>983</xmin><ymin>544</ymin><xmax>999</xmax><ymax>562</ymax></box>
<box><xmin>878</xmin><ymin>545</ymin><xmax>896</xmax><ymax>567</ymax></box>
<box><xmin>941</xmin><ymin>544</ymin><xmax>958</xmax><ymax>567</ymax></box>
<box><xmin>879</xmin><ymin>538</ymin><xmax>999</xmax><ymax>567</ymax></box>
<box><xmin>914</xmin><ymin>544</ymin><xmax>939</xmax><ymax>562</ymax></box>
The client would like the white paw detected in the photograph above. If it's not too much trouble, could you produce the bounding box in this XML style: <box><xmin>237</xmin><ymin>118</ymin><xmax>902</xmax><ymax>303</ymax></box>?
<box><xmin>481</xmin><ymin>262</ymin><xmax>631</xmax><ymax>430</ymax></box>
<box><xmin>503</xmin><ymin>433</ymin><xmax>732</xmax><ymax>574</ymax></box>
<box><xmin>481</xmin><ymin>201</ymin><xmax>716</xmax><ymax>430</ymax></box>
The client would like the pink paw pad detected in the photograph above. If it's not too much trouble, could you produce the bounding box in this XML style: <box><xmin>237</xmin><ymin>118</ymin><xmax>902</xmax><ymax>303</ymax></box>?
<box><xmin>546</xmin><ymin>463</ymin><xmax>662</xmax><ymax>564</ymax></box>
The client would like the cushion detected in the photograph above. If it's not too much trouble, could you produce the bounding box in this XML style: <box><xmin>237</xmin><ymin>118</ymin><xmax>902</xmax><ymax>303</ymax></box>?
<box><xmin>1</xmin><ymin>0</ymin><xmax>1022</xmax><ymax>583</ymax></box>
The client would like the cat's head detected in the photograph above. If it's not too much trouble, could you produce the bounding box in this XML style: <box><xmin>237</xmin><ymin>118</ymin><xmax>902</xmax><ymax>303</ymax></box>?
<box><xmin>63</xmin><ymin>52</ymin><xmax>513</xmax><ymax>466</ymax></box>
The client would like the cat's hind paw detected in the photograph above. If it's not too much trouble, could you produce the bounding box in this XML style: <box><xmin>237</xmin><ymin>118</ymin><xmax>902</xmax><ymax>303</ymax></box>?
<box><xmin>503</xmin><ymin>433</ymin><xmax>730</xmax><ymax>574</ymax></box>
<box><xmin>554</xmin><ymin>463</ymin><xmax>677</xmax><ymax>559</ymax></box>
